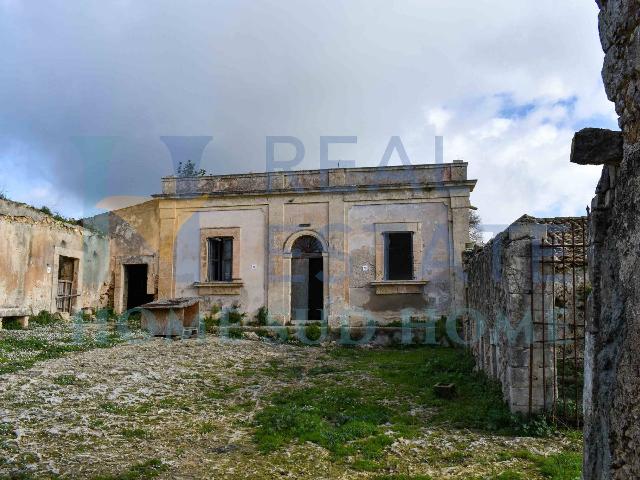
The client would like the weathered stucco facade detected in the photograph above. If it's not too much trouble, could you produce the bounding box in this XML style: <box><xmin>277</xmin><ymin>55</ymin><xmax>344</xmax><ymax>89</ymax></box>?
<box><xmin>96</xmin><ymin>163</ymin><xmax>475</xmax><ymax>326</ymax></box>
<box><xmin>2</xmin><ymin>162</ymin><xmax>474</xmax><ymax>328</ymax></box>
<box><xmin>0</xmin><ymin>199</ymin><xmax>109</xmax><ymax>327</ymax></box>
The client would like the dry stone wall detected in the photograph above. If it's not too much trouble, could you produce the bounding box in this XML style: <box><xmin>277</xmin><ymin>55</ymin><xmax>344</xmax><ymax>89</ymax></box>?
<box><xmin>463</xmin><ymin>217</ymin><xmax>554</xmax><ymax>414</ymax></box>
<box><xmin>577</xmin><ymin>2</ymin><xmax>640</xmax><ymax>478</ymax></box>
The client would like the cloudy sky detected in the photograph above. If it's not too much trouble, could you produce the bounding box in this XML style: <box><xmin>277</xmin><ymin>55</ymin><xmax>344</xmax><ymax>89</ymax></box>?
<box><xmin>0</xmin><ymin>0</ymin><xmax>616</xmax><ymax>228</ymax></box>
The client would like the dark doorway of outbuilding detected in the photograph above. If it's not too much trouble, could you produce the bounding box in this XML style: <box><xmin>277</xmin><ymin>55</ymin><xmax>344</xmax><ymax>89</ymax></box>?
<box><xmin>56</xmin><ymin>256</ymin><xmax>78</xmax><ymax>313</ymax></box>
<box><xmin>124</xmin><ymin>264</ymin><xmax>154</xmax><ymax>311</ymax></box>
<box><xmin>290</xmin><ymin>235</ymin><xmax>324</xmax><ymax>322</ymax></box>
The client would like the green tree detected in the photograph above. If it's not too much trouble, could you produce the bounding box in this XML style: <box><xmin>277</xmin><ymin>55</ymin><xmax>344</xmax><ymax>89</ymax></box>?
<box><xmin>469</xmin><ymin>210</ymin><xmax>483</xmax><ymax>244</ymax></box>
<box><xmin>176</xmin><ymin>160</ymin><xmax>207</xmax><ymax>177</ymax></box>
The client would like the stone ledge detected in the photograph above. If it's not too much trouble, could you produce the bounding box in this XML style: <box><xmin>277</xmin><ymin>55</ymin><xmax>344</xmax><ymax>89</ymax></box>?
<box><xmin>193</xmin><ymin>281</ymin><xmax>243</xmax><ymax>295</ymax></box>
<box><xmin>370</xmin><ymin>280</ymin><xmax>428</xmax><ymax>295</ymax></box>
<box><xmin>570</xmin><ymin>128</ymin><xmax>623</xmax><ymax>166</ymax></box>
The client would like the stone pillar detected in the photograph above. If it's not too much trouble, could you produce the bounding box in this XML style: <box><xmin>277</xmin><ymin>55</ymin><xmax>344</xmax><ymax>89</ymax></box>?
<box><xmin>327</xmin><ymin>196</ymin><xmax>347</xmax><ymax>328</ymax></box>
<box><xmin>18</xmin><ymin>316</ymin><xmax>28</xmax><ymax>329</ymax></box>
<box><xmin>157</xmin><ymin>201</ymin><xmax>177</xmax><ymax>299</ymax></box>
<box><xmin>267</xmin><ymin>198</ymin><xmax>286</xmax><ymax>324</ymax></box>
<box><xmin>450</xmin><ymin>192</ymin><xmax>471</xmax><ymax>311</ymax></box>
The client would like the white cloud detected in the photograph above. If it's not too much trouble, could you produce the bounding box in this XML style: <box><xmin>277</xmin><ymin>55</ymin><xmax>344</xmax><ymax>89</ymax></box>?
<box><xmin>0</xmin><ymin>0</ymin><xmax>617</xmax><ymax>223</ymax></box>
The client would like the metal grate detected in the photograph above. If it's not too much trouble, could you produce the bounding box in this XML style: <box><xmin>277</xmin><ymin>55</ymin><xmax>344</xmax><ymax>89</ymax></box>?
<box><xmin>529</xmin><ymin>217</ymin><xmax>587</xmax><ymax>426</ymax></box>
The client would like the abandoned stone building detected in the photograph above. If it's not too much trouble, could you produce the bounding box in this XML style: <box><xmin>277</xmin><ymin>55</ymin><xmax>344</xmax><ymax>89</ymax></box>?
<box><xmin>0</xmin><ymin>199</ymin><xmax>109</xmax><ymax>329</ymax></box>
<box><xmin>0</xmin><ymin>162</ymin><xmax>476</xmax><ymax>328</ymax></box>
<box><xmin>91</xmin><ymin>162</ymin><xmax>475</xmax><ymax>327</ymax></box>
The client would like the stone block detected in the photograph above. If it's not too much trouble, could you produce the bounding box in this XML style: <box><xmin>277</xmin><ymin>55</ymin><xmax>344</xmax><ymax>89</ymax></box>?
<box><xmin>570</xmin><ymin>128</ymin><xmax>623</xmax><ymax>166</ymax></box>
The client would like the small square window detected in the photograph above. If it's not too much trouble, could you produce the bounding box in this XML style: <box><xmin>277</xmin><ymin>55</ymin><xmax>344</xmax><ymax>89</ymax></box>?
<box><xmin>207</xmin><ymin>237</ymin><xmax>233</xmax><ymax>281</ymax></box>
<box><xmin>384</xmin><ymin>232</ymin><xmax>413</xmax><ymax>280</ymax></box>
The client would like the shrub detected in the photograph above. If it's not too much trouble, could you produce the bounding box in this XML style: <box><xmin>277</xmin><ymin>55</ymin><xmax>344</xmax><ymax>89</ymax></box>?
<box><xmin>30</xmin><ymin>310</ymin><xmax>63</xmax><ymax>326</ymax></box>
<box><xmin>226</xmin><ymin>304</ymin><xmax>246</xmax><ymax>324</ymax></box>
<box><xmin>256</xmin><ymin>306</ymin><xmax>269</xmax><ymax>326</ymax></box>
<box><xmin>203</xmin><ymin>303</ymin><xmax>222</xmax><ymax>332</ymax></box>
<box><xmin>227</xmin><ymin>326</ymin><xmax>243</xmax><ymax>339</ymax></box>
<box><xmin>520</xmin><ymin>415</ymin><xmax>556</xmax><ymax>437</ymax></box>
<box><xmin>203</xmin><ymin>315</ymin><xmax>219</xmax><ymax>333</ymax></box>
<box><xmin>304</xmin><ymin>323</ymin><xmax>322</xmax><ymax>342</ymax></box>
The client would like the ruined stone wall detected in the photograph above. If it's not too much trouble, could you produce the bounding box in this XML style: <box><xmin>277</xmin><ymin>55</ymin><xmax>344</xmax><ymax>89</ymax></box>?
<box><xmin>580</xmin><ymin>2</ymin><xmax>640</xmax><ymax>478</ymax></box>
<box><xmin>84</xmin><ymin>200</ymin><xmax>160</xmax><ymax>312</ymax></box>
<box><xmin>0</xmin><ymin>199</ymin><xmax>109</xmax><ymax>317</ymax></box>
<box><xmin>464</xmin><ymin>218</ymin><xmax>554</xmax><ymax>414</ymax></box>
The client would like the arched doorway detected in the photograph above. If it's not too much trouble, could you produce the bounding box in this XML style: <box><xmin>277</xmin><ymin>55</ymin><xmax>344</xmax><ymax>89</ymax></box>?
<box><xmin>290</xmin><ymin>235</ymin><xmax>324</xmax><ymax>321</ymax></box>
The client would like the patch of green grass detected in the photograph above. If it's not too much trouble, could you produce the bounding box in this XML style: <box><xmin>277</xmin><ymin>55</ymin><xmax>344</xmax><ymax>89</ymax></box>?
<box><xmin>255</xmin><ymin>385</ymin><xmax>392</xmax><ymax>461</ymax></box>
<box><xmin>100</xmin><ymin>402</ymin><xmax>131</xmax><ymax>415</ymax></box>
<box><xmin>497</xmin><ymin>448</ymin><xmax>537</xmax><ymax>462</ymax></box>
<box><xmin>94</xmin><ymin>458</ymin><xmax>168</xmax><ymax>479</ymax></box>
<box><xmin>198</xmin><ymin>422</ymin><xmax>216</xmax><ymax>434</ymax></box>
<box><xmin>0</xmin><ymin>325</ymin><xmax>127</xmax><ymax>376</ymax></box>
<box><xmin>30</xmin><ymin>310</ymin><xmax>64</xmax><ymax>326</ymax></box>
<box><xmin>158</xmin><ymin>397</ymin><xmax>191</xmax><ymax>411</ymax></box>
<box><xmin>308</xmin><ymin>364</ymin><xmax>341</xmax><ymax>376</ymax></box>
<box><xmin>487</xmin><ymin>471</ymin><xmax>526</xmax><ymax>480</ymax></box>
<box><xmin>204</xmin><ymin>384</ymin><xmax>236</xmax><ymax>399</ymax></box>
<box><xmin>330</xmin><ymin>346</ymin><xmax>523</xmax><ymax>434</ymax></box>
<box><xmin>120</xmin><ymin>428</ymin><xmax>148</xmax><ymax>440</ymax></box>
<box><xmin>536</xmin><ymin>452</ymin><xmax>582</xmax><ymax>480</ymax></box>
<box><xmin>261</xmin><ymin>361</ymin><xmax>305</xmax><ymax>379</ymax></box>
<box><xmin>53</xmin><ymin>374</ymin><xmax>79</xmax><ymax>386</ymax></box>
<box><xmin>497</xmin><ymin>449</ymin><xmax>581</xmax><ymax>480</ymax></box>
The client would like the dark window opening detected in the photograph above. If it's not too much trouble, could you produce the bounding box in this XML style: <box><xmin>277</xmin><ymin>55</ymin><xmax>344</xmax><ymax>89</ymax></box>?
<box><xmin>124</xmin><ymin>264</ymin><xmax>154</xmax><ymax>310</ymax></box>
<box><xmin>384</xmin><ymin>232</ymin><xmax>414</xmax><ymax>280</ymax></box>
<box><xmin>208</xmin><ymin>237</ymin><xmax>233</xmax><ymax>281</ymax></box>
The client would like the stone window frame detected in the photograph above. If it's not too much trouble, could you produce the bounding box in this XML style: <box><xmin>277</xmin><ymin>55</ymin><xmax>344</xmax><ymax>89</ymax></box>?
<box><xmin>195</xmin><ymin>227</ymin><xmax>243</xmax><ymax>295</ymax></box>
<box><xmin>371</xmin><ymin>222</ymin><xmax>427</xmax><ymax>294</ymax></box>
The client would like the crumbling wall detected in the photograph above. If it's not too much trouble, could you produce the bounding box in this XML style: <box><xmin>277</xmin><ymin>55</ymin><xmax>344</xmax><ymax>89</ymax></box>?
<box><xmin>0</xmin><ymin>199</ymin><xmax>109</xmax><ymax>317</ymax></box>
<box><xmin>578</xmin><ymin>2</ymin><xmax>640</xmax><ymax>478</ymax></box>
<box><xmin>84</xmin><ymin>200</ymin><xmax>160</xmax><ymax>312</ymax></box>
<box><xmin>464</xmin><ymin>217</ymin><xmax>554</xmax><ymax>414</ymax></box>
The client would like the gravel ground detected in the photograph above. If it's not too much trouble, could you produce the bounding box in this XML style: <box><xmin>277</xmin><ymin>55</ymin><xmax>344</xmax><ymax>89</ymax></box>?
<box><xmin>0</xmin><ymin>324</ymin><xmax>580</xmax><ymax>479</ymax></box>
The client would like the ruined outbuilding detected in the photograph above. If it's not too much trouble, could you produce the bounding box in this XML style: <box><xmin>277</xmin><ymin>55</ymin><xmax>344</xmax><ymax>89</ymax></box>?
<box><xmin>0</xmin><ymin>199</ymin><xmax>109</xmax><ymax>328</ymax></box>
